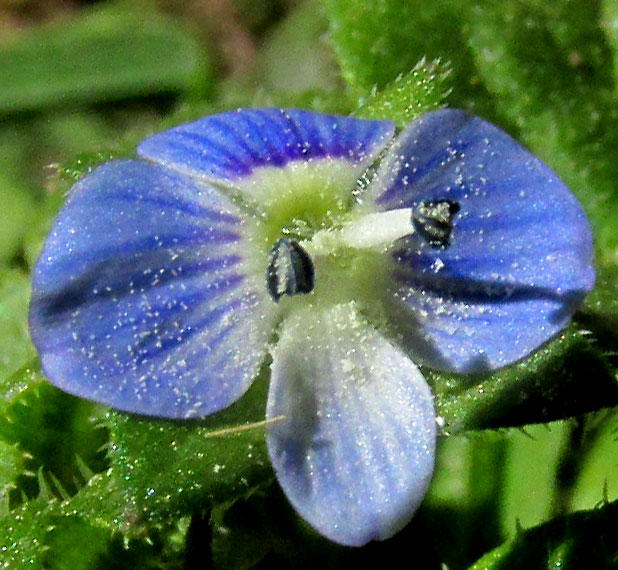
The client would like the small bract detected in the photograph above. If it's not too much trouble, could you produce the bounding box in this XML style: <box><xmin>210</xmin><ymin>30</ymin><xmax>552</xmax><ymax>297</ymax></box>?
<box><xmin>29</xmin><ymin>108</ymin><xmax>595</xmax><ymax>546</ymax></box>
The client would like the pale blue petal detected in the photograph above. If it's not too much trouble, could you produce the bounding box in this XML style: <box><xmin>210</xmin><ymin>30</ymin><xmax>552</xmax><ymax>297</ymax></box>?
<box><xmin>137</xmin><ymin>108</ymin><xmax>395</xmax><ymax>186</ymax></box>
<box><xmin>267</xmin><ymin>303</ymin><xmax>436</xmax><ymax>546</ymax></box>
<box><xmin>370</xmin><ymin>109</ymin><xmax>595</xmax><ymax>372</ymax></box>
<box><xmin>30</xmin><ymin>160</ymin><xmax>273</xmax><ymax>418</ymax></box>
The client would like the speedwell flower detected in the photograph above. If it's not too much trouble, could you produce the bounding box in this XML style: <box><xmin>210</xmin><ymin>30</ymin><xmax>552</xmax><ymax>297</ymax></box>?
<box><xmin>29</xmin><ymin>108</ymin><xmax>595</xmax><ymax>546</ymax></box>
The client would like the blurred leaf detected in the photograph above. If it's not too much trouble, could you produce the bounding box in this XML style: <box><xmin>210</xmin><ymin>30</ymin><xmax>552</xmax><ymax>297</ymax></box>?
<box><xmin>0</xmin><ymin>2</ymin><xmax>211</xmax><ymax>114</ymax></box>
<box><xmin>23</xmin><ymin>187</ymin><xmax>67</xmax><ymax>271</ymax></box>
<box><xmin>498</xmin><ymin>422</ymin><xmax>570</xmax><ymax>535</ymax></box>
<box><xmin>601</xmin><ymin>0</ymin><xmax>618</xmax><ymax>73</ymax></box>
<box><xmin>217</xmin><ymin>0</ymin><xmax>348</xmax><ymax>115</ymax></box>
<box><xmin>0</xmin><ymin>270</ymin><xmax>35</xmax><ymax>382</ymax></box>
<box><xmin>0</xmin><ymin>127</ymin><xmax>40</xmax><ymax>263</ymax></box>
<box><xmin>249</xmin><ymin>88</ymin><xmax>352</xmax><ymax>115</ymax></box>
<box><xmin>0</xmin><ymin>170</ymin><xmax>33</xmax><ymax>264</ymax></box>
<box><xmin>570</xmin><ymin>410</ymin><xmax>618</xmax><ymax>512</ymax></box>
<box><xmin>469</xmin><ymin>499</ymin><xmax>618</xmax><ymax>570</ymax></box>
<box><xmin>424</xmin><ymin>431</ymin><xmax>507</xmax><ymax>568</ymax></box>
<box><xmin>467</xmin><ymin>0</ymin><xmax>618</xmax><ymax>262</ymax></box>
<box><xmin>232</xmin><ymin>0</ymin><xmax>287</xmax><ymax>34</ymax></box>
<box><xmin>259</xmin><ymin>0</ymin><xmax>341</xmax><ymax>95</ymax></box>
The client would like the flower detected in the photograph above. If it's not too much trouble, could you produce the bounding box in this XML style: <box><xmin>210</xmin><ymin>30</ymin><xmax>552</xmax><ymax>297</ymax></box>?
<box><xmin>29</xmin><ymin>108</ymin><xmax>595</xmax><ymax>546</ymax></box>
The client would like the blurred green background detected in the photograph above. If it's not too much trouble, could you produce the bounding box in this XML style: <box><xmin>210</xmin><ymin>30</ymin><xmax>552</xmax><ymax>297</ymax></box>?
<box><xmin>1</xmin><ymin>0</ymin><xmax>618</xmax><ymax>568</ymax></box>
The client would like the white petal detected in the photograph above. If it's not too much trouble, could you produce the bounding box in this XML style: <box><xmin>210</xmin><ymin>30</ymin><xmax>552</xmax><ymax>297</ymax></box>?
<box><xmin>267</xmin><ymin>302</ymin><xmax>436</xmax><ymax>546</ymax></box>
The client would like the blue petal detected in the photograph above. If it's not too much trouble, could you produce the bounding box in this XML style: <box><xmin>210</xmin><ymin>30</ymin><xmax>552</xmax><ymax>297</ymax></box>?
<box><xmin>137</xmin><ymin>108</ymin><xmax>395</xmax><ymax>185</ymax></box>
<box><xmin>30</xmin><ymin>160</ymin><xmax>273</xmax><ymax>418</ymax></box>
<box><xmin>267</xmin><ymin>303</ymin><xmax>436</xmax><ymax>546</ymax></box>
<box><xmin>370</xmin><ymin>109</ymin><xmax>595</xmax><ymax>372</ymax></box>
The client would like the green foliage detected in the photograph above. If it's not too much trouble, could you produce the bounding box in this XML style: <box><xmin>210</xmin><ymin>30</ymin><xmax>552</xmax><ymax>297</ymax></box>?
<box><xmin>355</xmin><ymin>59</ymin><xmax>453</xmax><ymax>127</ymax></box>
<box><xmin>469</xmin><ymin>499</ymin><xmax>618</xmax><ymax>570</ymax></box>
<box><xmin>322</xmin><ymin>0</ymin><xmax>495</xmax><ymax>113</ymax></box>
<box><xmin>467</xmin><ymin>0</ymin><xmax>618</xmax><ymax>262</ymax></box>
<box><xmin>107</xmin><ymin>369</ymin><xmax>273</xmax><ymax>531</ymax></box>
<box><xmin>0</xmin><ymin>271</ymin><xmax>34</xmax><ymax>382</ymax></box>
<box><xmin>258</xmin><ymin>0</ymin><xmax>341</xmax><ymax>95</ymax></box>
<box><xmin>0</xmin><ymin>2</ymin><xmax>211</xmax><ymax>114</ymax></box>
<box><xmin>0</xmin><ymin>0</ymin><xmax>617</xmax><ymax>567</ymax></box>
<box><xmin>430</xmin><ymin>322</ymin><xmax>618</xmax><ymax>434</ymax></box>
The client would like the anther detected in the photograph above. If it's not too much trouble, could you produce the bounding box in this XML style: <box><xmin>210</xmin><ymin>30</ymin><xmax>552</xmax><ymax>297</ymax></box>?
<box><xmin>266</xmin><ymin>238</ymin><xmax>315</xmax><ymax>302</ymax></box>
<box><xmin>412</xmin><ymin>199</ymin><xmax>460</xmax><ymax>248</ymax></box>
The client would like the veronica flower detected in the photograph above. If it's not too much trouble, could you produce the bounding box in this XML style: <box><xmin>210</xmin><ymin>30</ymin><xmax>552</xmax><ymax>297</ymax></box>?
<box><xmin>29</xmin><ymin>108</ymin><xmax>594</xmax><ymax>546</ymax></box>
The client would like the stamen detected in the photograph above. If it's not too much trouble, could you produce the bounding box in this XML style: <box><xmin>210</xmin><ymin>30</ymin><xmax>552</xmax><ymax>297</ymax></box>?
<box><xmin>266</xmin><ymin>238</ymin><xmax>315</xmax><ymax>302</ymax></box>
<box><xmin>411</xmin><ymin>200</ymin><xmax>460</xmax><ymax>248</ymax></box>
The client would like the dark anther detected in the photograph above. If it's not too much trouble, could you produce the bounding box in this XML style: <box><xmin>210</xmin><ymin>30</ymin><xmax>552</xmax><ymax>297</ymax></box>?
<box><xmin>266</xmin><ymin>238</ymin><xmax>315</xmax><ymax>302</ymax></box>
<box><xmin>411</xmin><ymin>199</ymin><xmax>461</xmax><ymax>249</ymax></box>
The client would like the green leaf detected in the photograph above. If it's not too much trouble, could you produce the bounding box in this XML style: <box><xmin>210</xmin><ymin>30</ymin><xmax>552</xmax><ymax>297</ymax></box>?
<box><xmin>570</xmin><ymin>410</ymin><xmax>618</xmax><ymax>512</ymax></box>
<box><xmin>0</xmin><ymin>271</ymin><xmax>35</xmax><ymax>382</ymax></box>
<box><xmin>0</xmin><ymin>2</ymin><xmax>211</xmax><ymax>114</ymax></box>
<box><xmin>0</xmin><ymin>274</ymin><xmax>108</xmax><ymax>505</ymax></box>
<box><xmin>0</xmin><ymin>471</ymin><xmax>165</xmax><ymax>570</ymax></box>
<box><xmin>469</xmin><ymin>499</ymin><xmax>618</xmax><ymax>570</ymax></box>
<box><xmin>0</xmin><ymin>171</ymin><xmax>34</xmax><ymax>264</ymax></box>
<box><xmin>107</xmin><ymin>368</ymin><xmax>274</xmax><ymax>532</ymax></box>
<box><xmin>430</xmin><ymin>320</ymin><xmax>617</xmax><ymax>434</ymax></box>
<box><xmin>0</xmin><ymin>439</ymin><xmax>26</xmax><ymax>498</ymax></box>
<box><xmin>0</xmin><ymin>128</ymin><xmax>41</xmax><ymax>264</ymax></box>
<box><xmin>578</xmin><ymin>260</ymin><xmax>618</xmax><ymax>375</ymax></box>
<box><xmin>322</xmin><ymin>0</ymin><xmax>495</xmax><ymax>113</ymax></box>
<box><xmin>497</xmin><ymin>422</ymin><xmax>572</xmax><ymax>535</ymax></box>
<box><xmin>355</xmin><ymin>59</ymin><xmax>452</xmax><ymax>127</ymax></box>
<box><xmin>0</xmin><ymin>374</ymin><xmax>108</xmax><ymax>503</ymax></box>
<box><xmin>60</xmin><ymin>471</ymin><xmax>125</xmax><ymax>535</ymax></box>
<box><xmin>44</xmin><ymin>515</ymin><xmax>118</xmax><ymax>570</ymax></box>
<box><xmin>601</xmin><ymin>0</ymin><xmax>618</xmax><ymax>71</ymax></box>
<box><xmin>424</xmin><ymin>431</ymin><xmax>508</xmax><ymax>568</ymax></box>
<box><xmin>0</xmin><ymin>495</ymin><xmax>59</xmax><ymax>569</ymax></box>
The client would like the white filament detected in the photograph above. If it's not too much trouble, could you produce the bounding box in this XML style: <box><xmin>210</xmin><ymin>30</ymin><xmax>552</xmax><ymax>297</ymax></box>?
<box><xmin>303</xmin><ymin>208</ymin><xmax>414</xmax><ymax>256</ymax></box>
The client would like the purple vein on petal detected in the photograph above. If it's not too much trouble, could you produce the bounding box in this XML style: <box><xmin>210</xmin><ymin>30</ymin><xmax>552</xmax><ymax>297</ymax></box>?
<box><xmin>137</xmin><ymin>108</ymin><xmax>396</xmax><ymax>187</ymax></box>
<box><xmin>30</xmin><ymin>159</ymin><xmax>274</xmax><ymax>418</ymax></box>
<box><xmin>368</xmin><ymin>108</ymin><xmax>595</xmax><ymax>373</ymax></box>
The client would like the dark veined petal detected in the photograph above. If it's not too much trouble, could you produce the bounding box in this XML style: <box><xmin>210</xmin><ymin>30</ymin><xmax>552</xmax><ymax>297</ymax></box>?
<box><xmin>267</xmin><ymin>303</ymin><xmax>436</xmax><ymax>546</ymax></box>
<box><xmin>137</xmin><ymin>108</ymin><xmax>395</xmax><ymax>187</ymax></box>
<box><xmin>30</xmin><ymin>160</ymin><xmax>273</xmax><ymax>418</ymax></box>
<box><xmin>369</xmin><ymin>109</ymin><xmax>595</xmax><ymax>372</ymax></box>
